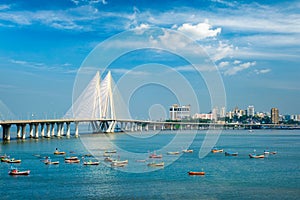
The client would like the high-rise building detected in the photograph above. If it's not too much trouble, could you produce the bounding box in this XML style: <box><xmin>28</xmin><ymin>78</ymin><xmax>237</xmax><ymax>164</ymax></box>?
<box><xmin>169</xmin><ymin>104</ymin><xmax>191</xmax><ymax>120</ymax></box>
<box><xmin>247</xmin><ymin>105</ymin><xmax>255</xmax><ymax>117</ymax></box>
<box><xmin>271</xmin><ymin>108</ymin><xmax>279</xmax><ymax>124</ymax></box>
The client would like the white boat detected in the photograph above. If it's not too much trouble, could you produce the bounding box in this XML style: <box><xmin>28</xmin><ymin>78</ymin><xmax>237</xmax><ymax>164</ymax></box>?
<box><xmin>182</xmin><ymin>149</ymin><xmax>193</xmax><ymax>153</ymax></box>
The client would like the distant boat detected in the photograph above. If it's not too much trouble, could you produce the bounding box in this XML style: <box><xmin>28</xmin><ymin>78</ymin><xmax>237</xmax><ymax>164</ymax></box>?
<box><xmin>83</xmin><ymin>161</ymin><xmax>100</xmax><ymax>165</ymax></box>
<box><xmin>9</xmin><ymin>168</ymin><xmax>30</xmax><ymax>176</ymax></box>
<box><xmin>167</xmin><ymin>151</ymin><xmax>180</xmax><ymax>155</ymax></box>
<box><xmin>54</xmin><ymin>151</ymin><xmax>66</xmax><ymax>155</ymax></box>
<box><xmin>225</xmin><ymin>152</ymin><xmax>238</xmax><ymax>156</ymax></box>
<box><xmin>45</xmin><ymin>160</ymin><xmax>59</xmax><ymax>165</ymax></box>
<box><xmin>188</xmin><ymin>171</ymin><xmax>205</xmax><ymax>176</ymax></box>
<box><xmin>147</xmin><ymin>162</ymin><xmax>164</xmax><ymax>167</ymax></box>
<box><xmin>105</xmin><ymin>150</ymin><xmax>117</xmax><ymax>154</ymax></box>
<box><xmin>135</xmin><ymin>159</ymin><xmax>146</xmax><ymax>162</ymax></box>
<box><xmin>149</xmin><ymin>153</ymin><xmax>163</xmax><ymax>159</ymax></box>
<box><xmin>111</xmin><ymin>160</ymin><xmax>128</xmax><ymax>167</ymax></box>
<box><xmin>211</xmin><ymin>147</ymin><xmax>223</xmax><ymax>153</ymax></box>
<box><xmin>249</xmin><ymin>153</ymin><xmax>265</xmax><ymax>158</ymax></box>
<box><xmin>65</xmin><ymin>156</ymin><xmax>79</xmax><ymax>160</ymax></box>
<box><xmin>7</xmin><ymin>159</ymin><xmax>21</xmax><ymax>163</ymax></box>
<box><xmin>65</xmin><ymin>159</ymin><xmax>80</xmax><ymax>163</ymax></box>
<box><xmin>270</xmin><ymin>151</ymin><xmax>277</xmax><ymax>155</ymax></box>
<box><xmin>182</xmin><ymin>149</ymin><xmax>193</xmax><ymax>153</ymax></box>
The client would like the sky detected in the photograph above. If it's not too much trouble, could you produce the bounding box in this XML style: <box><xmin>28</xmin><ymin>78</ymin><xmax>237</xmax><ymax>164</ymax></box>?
<box><xmin>0</xmin><ymin>0</ymin><xmax>299</xmax><ymax>120</ymax></box>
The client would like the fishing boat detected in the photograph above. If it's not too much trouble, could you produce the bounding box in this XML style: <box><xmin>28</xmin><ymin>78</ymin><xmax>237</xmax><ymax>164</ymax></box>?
<box><xmin>104</xmin><ymin>157</ymin><xmax>115</xmax><ymax>162</ymax></box>
<box><xmin>182</xmin><ymin>149</ymin><xmax>193</xmax><ymax>153</ymax></box>
<box><xmin>167</xmin><ymin>151</ymin><xmax>180</xmax><ymax>155</ymax></box>
<box><xmin>7</xmin><ymin>159</ymin><xmax>21</xmax><ymax>163</ymax></box>
<box><xmin>211</xmin><ymin>147</ymin><xmax>223</xmax><ymax>153</ymax></box>
<box><xmin>45</xmin><ymin>160</ymin><xmax>59</xmax><ymax>165</ymax></box>
<box><xmin>1</xmin><ymin>157</ymin><xmax>10</xmax><ymax>162</ymax></box>
<box><xmin>83</xmin><ymin>161</ymin><xmax>100</xmax><ymax>165</ymax></box>
<box><xmin>8</xmin><ymin>168</ymin><xmax>30</xmax><ymax>176</ymax></box>
<box><xmin>54</xmin><ymin>151</ymin><xmax>66</xmax><ymax>155</ymax></box>
<box><xmin>149</xmin><ymin>153</ymin><xmax>163</xmax><ymax>159</ymax></box>
<box><xmin>249</xmin><ymin>153</ymin><xmax>265</xmax><ymax>158</ymax></box>
<box><xmin>65</xmin><ymin>159</ymin><xmax>80</xmax><ymax>163</ymax></box>
<box><xmin>105</xmin><ymin>150</ymin><xmax>117</xmax><ymax>154</ymax></box>
<box><xmin>188</xmin><ymin>171</ymin><xmax>205</xmax><ymax>176</ymax></box>
<box><xmin>65</xmin><ymin>156</ymin><xmax>79</xmax><ymax>160</ymax></box>
<box><xmin>111</xmin><ymin>162</ymin><xmax>127</xmax><ymax>167</ymax></box>
<box><xmin>270</xmin><ymin>151</ymin><xmax>277</xmax><ymax>155</ymax></box>
<box><xmin>147</xmin><ymin>162</ymin><xmax>164</xmax><ymax>167</ymax></box>
<box><xmin>225</xmin><ymin>152</ymin><xmax>238</xmax><ymax>156</ymax></box>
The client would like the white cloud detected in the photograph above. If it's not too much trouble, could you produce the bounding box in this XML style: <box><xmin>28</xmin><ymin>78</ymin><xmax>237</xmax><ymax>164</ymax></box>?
<box><xmin>177</xmin><ymin>21</ymin><xmax>221</xmax><ymax>40</ymax></box>
<box><xmin>0</xmin><ymin>4</ymin><xmax>10</xmax><ymax>11</ymax></box>
<box><xmin>254</xmin><ymin>69</ymin><xmax>271</xmax><ymax>74</ymax></box>
<box><xmin>233</xmin><ymin>60</ymin><xmax>241</xmax><ymax>65</ymax></box>
<box><xmin>218</xmin><ymin>61</ymin><xmax>229</xmax><ymax>68</ymax></box>
<box><xmin>224</xmin><ymin>61</ymin><xmax>256</xmax><ymax>76</ymax></box>
<box><xmin>210</xmin><ymin>41</ymin><xmax>235</xmax><ymax>62</ymax></box>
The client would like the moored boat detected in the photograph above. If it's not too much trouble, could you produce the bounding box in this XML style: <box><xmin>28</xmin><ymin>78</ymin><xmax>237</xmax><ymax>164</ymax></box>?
<box><xmin>188</xmin><ymin>171</ymin><xmax>205</xmax><ymax>176</ymax></box>
<box><xmin>83</xmin><ymin>161</ymin><xmax>100</xmax><ymax>165</ymax></box>
<box><xmin>249</xmin><ymin>153</ymin><xmax>265</xmax><ymax>158</ymax></box>
<box><xmin>54</xmin><ymin>151</ymin><xmax>66</xmax><ymax>155</ymax></box>
<box><xmin>7</xmin><ymin>159</ymin><xmax>21</xmax><ymax>163</ymax></box>
<box><xmin>182</xmin><ymin>149</ymin><xmax>193</xmax><ymax>153</ymax></box>
<box><xmin>167</xmin><ymin>151</ymin><xmax>180</xmax><ymax>155</ymax></box>
<box><xmin>149</xmin><ymin>153</ymin><xmax>163</xmax><ymax>159</ymax></box>
<box><xmin>8</xmin><ymin>168</ymin><xmax>30</xmax><ymax>176</ymax></box>
<box><xmin>65</xmin><ymin>156</ymin><xmax>79</xmax><ymax>160</ymax></box>
<box><xmin>225</xmin><ymin>152</ymin><xmax>238</xmax><ymax>156</ymax></box>
<box><xmin>147</xmin><ymin>162</ymin><xmax>164</xmax><ymax>167</ymax></box>
<box><xmin>211</xmin><ymin>147</ymin><xmax>223</xmax><ymax>153</ymax></box>
<box><xmin>44</xmin><ymin>160</ymin><xmax>59</xmax><ymax>165</ymax></box>
<box><xmin>105</xmin><ymin>150</ymin><xmax>117</xmax><ymax>154</ymax></box>
<box><xmin>65</xmin><ymin>159</ymin><xmax>80</xmax><ymax>163</ymax></box>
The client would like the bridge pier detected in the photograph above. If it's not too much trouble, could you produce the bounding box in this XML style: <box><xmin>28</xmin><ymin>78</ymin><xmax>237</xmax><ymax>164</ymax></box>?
<box><xmin>29</xmin><ymin>124</ymin><xmax>34</xmax><ymax>138</ymax></box>
<box><xmin>2</xmin><ymin>124</ymin><xmax>11</xmax><ymax>141</ymax></box>
<box><xmin>21</xmin><ymin>124</ymin><xmax>26</xmax><ymax>139</ymax></box>
<box><xmin>56</xmin><ymin>123</ymin><xmax>61</xmax><ymax>137</ymax></box>
<box><xmin>34</xmin><ymin>124</ymin><xmax>39</xmax><ymax>139</ymax></box>
<box><xmin>75</xmin><ymin>122</ymin><xmax>79</xmax><ymax>137</ymax></box>
<box><xmin>17</xmin><ymin>125</ymin><xmax>21</xmax><ymax>139</ymax></box>
<box><xmin>40</xmin><ymin>123</ymin><xmax>45</xmax><ymax>137</ymax></box>
<box><xmin>45</xmin><ymin>123</ymin><xmax>51</xmax><ymax>138</ymax></box>
<box><xmin>51</xmin><ymin>123</ymin><xmax>55</xmax><ymax>137</ymax></box>
<box><xmin>66</xmin><ymin>122</ymin><xmax>70</xmax><ymax>137</ymax></box>
<box><xmin>60</xmin><ymin>123</ymin><xmax>64</xmax><ymax>136</ymax></box>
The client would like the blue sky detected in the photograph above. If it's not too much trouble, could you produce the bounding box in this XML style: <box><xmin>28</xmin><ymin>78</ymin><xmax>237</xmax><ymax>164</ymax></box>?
<box><xmin>0</xmin><ymin>0</ymin><xmax>299</xmax><ymax>120</ymax></box>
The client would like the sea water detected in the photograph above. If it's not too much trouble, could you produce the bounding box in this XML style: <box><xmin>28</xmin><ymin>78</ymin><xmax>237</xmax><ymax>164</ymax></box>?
<box><xmin>0</xmin><ymin>129</ymin><xmax>299</xmax><ymax>199</ymax></box>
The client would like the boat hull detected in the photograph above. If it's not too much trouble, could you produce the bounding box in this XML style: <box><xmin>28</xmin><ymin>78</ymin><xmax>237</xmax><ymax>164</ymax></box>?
<box><xmin>188</xmin><ymin>171</ymin><xmax>205</xmax><ymax>176</ymax></box>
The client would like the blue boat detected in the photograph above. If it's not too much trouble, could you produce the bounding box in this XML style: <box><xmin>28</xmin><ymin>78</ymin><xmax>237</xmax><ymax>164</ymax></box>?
<box><xmin>225</xmin><ymin>152</ymin><xmax>238</xmax><ymax>156</ymax></box>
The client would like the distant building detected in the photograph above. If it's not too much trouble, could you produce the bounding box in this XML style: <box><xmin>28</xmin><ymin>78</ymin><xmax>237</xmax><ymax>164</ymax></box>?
<box><xmin>220</xmin><ymin>107</ymin><xmax>226</xmax><ymax>118</ymax></box>
<box><xmin>193</xmin><ymin>113</ymin><xmax>213</xmax><ymax>120</ymax></box>
<box><xmin>271</xmin><ymin>108</ymin><xmax>279</xmax><ymax>124</ymax></box>
<box><xmin>169</xmin><ymin>104</ymin><xmax>191</xmax><ymax>120</ymax></box>
<box><xmin>247</xmin><ymin>105</ymin><xmax>255</xmax><ymax>117</ymax></box>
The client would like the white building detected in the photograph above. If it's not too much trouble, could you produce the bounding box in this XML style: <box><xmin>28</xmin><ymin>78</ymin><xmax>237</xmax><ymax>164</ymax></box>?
<box><xmin>169</xmin><ymin>104</ymin><xmax>191</xmax><ymax>120</ymax></box>
<box><xmin>247</xmin><ymin>105</ymin><xmax>255</xmax><ymax>117</ymax></box>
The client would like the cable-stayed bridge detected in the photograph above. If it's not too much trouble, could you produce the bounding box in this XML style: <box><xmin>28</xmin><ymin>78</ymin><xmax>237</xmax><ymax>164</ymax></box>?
<box><xmin>1</xmin><ymin>71</ymin><xmax>298</xmax><ymax>141</ymax></box>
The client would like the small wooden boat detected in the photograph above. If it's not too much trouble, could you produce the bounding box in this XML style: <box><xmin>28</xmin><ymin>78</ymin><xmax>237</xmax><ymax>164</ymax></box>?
<box><xmin>188</xmin><ymin>171</ymin><xmax>205</xmax><ymax>176</ymax></box>
<box><xmin>65</xmin><ymin>159</ymin><xmax>80</xmax><ymax>163</ymax></box>
<box><xmin>249</xmin><ymin>153</ymin><xmax>265</xmax><ymax>158</ymax></box>
<box><xmin>54</xmin><ymin>151</ymin><xmax>66</xmax><ymax>155</ymax></box>
<box><xmin>104</xmin><ymin>157</ymin><xmax>115</xmax><ymax>162</ymax></box>
<box><xmin>111</xmin><ymin>162</ymin><xmax>127</xmax><ymax>167</ymax></box>
<box><xmin>44</xmin><ymin>160</ymin><xmax>59</xmax><ymax>165</ymax></box>
<box><xmin>225</xmin><ymin>152</ymin><xmax>238</xmax><ymax>156</ymax></box>
<box><xmin>9</xmin><ymin>169</ymin><xmax>30</xmax><ymax>176</ymax></box>
<box><xmin>65</xmin><ymin>156</ymin><xmax>79</xmax><ymax>160</ymax></box>
<box><xmin>270</xmin><ymin>151</ymin><xmax>277</xmax><ymax>155</ymax></box>
<box><xmin>182</xmin><ymin>149</ymin><xmax>193</xmax><ymax>153</ymax></box>
<box><xmin>211</xmin><ymin>148</ymin><xmax>223</xmax><ymax>153</ymax></box>
<box><xmin>83</xmin><ymin>161</ymin><xmax>100</xmax><ymax>165</ymax></box>
<box><xmin>7</xmin><ymin>159</ymin><xmax>21</xmax><ymax>163</ymax></box>
<box><xmin>112</xmin><ymin>160</ymin><xmax>128</xmax><ymax>165</ymax></box>
<box><xmin>167</xmin><ymin>151</ymin><xmax>180</xmax><ymax>155</ymax></box>
<box><xmin>264</xmin><ymin>150</ymin><xmax>270</xmax><ymax>155</ymax></box>
<box><xmin>105</xmin><ymin>150</ymin><xmax>117</xmax><ymax>154</ymax></box>
<box><xmin>149</xmin><ymin>154</ymin><xmax>163</xmax><ymax>159</ymax></box>
<box><xmin>147</xmin><ymin>162</ymin><xmax>164</xmax><ymax>167</ymax></box>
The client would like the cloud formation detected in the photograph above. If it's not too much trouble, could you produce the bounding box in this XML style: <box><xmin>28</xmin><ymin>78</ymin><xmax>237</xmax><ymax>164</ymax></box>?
<box><xmin>224</xmin><ymin>61</ymin><xmax>256</xmax><ymax>76</ymax></box>
<box><xmin>177</xmin><ymin>21</ymin><xmax>221</xmax><ymax>40</ymax></box>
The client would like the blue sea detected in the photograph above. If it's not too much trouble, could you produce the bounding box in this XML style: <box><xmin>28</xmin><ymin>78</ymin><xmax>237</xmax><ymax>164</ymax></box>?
<box><xmin>1</xmin><ymin>129</ymin><xmax>299</xmax><ymax>199</ymax></box>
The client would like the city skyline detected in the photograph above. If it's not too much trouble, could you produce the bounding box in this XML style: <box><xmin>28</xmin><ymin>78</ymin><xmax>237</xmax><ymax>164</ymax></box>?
<box><xmin>0</xmin><ymin>0</ymin><xmax>299</xmax><ymax>120</ymax></box>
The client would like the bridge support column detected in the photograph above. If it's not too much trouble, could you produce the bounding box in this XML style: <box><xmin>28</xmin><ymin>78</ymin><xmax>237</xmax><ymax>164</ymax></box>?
<box><xmin>17</xmin><ymin>125</ymin><xmax>21</xmax><ymax>139</ymax></box>
<box><xmin>75</xmin><ymin>122</ymin><xmax>79</xmax><ymax>137</ymax></box>
<box><xmin>46</xmin><ymin>123</ymin><xmax>51</xmax><ymax>138</ymax></box>
<box><xmin>2</xmin><ymin>124</ymin><xmax>11</xmax><ymax>141</ymax></box>
<box><xmin>29</xmin><ymin>124</ymin><xmax>34</xmax><ymax>138</ymax></box>
<box><xmin>60</xmin><ymin>123</ymin><xmax>64</xmax><ymax>136</ymax></box>
<box><xmin>66</xmin><ymin>122</ymin><xmax>70</xmax><ymax>137</ymax></box>
<box><xmin>145</xmin><ymin>124</ymin><xmax>149</xmax><ymax>131</ymax></box>
<box><xmin>56</xmin><ymin>123</ymin><xmax>61</xmax><ymax>137</ymax></box>
<box><xmin>106</xmin><ymin>120</ymin><xmax>116</xmax><ymax>133</ymax></box>
<box><xmin>21</xmin><ymin>124</ymin><xmax>26</xmax><ymax>139</ymax></box>
<box><xmin>51</xmin><ymin>123</ymin><xmax>55</xmax><ymax>137</ymax></box>
<box><xmin>153</xmin><ymin>124</ymin><xmax>156</xmax><ymax>131</ymax></box>
<box><xmin>34</xmin><ymin>124</ymin><xmax>39</xmax><ymax>139</ymax></box>
<box><xmin>40</xmin><ymin>123</ymin><xmax>45</xmax><ymax>137</ymax></box>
